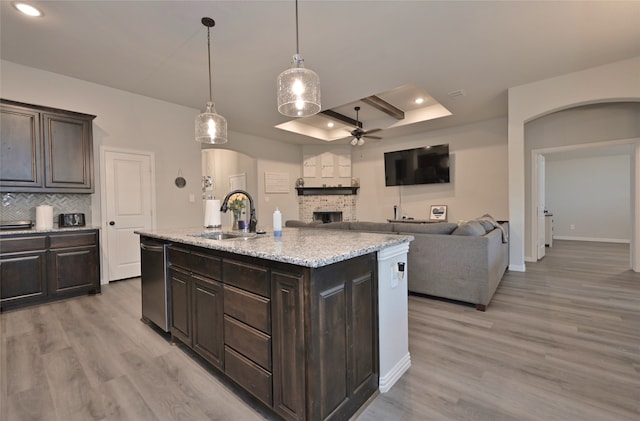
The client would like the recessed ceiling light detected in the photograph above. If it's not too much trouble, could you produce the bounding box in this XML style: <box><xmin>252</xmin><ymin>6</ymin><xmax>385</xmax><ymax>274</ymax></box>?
<box><xmin>414</xmin><ymin>98</ymin><xmax>424</xmax><ymax>104</ymax></box>
<box><xmin>327</xmin><ymin>122</ymin><xmax>334</xmax><ymax>128</ymax></box>
<box><xmin>14</xmin><ymin>2</ymin><xmax>42</xmax><ymax>17</ymax></box>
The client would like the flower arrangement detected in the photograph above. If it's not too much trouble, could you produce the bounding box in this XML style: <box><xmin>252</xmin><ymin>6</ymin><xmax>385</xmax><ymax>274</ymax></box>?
<box><xmin>228</xmin><ymin>194</ymin><xmax>246</xmax><ymax>213</ymax></box>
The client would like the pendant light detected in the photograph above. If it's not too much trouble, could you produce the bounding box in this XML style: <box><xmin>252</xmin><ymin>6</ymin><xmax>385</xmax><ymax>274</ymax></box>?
<box><xmin>277</xmin><ymin>0</ymin><xmax>321</xmax><ymax>117</ymax></box>
<box><xmin>195</xmin><ymin>17</ymin><xmax>228</xmax><ymax>144</ymax></box>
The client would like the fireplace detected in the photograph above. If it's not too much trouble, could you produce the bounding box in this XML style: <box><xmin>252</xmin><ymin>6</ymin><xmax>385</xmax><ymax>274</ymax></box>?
<box><xmin>298</xmin><ymin>194</ymin><xmax>356</xmax><ymax>222</ymax></box>
<box><xmin>313</xmin><ymin>211</ymin><xmax>343</xmax><ymax>223</ymax></box>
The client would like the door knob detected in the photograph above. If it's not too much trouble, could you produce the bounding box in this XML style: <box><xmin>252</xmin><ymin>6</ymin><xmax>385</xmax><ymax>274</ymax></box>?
<box><xmin>109</xmin><ymin>221</ymin><xmax>115</xmax><ymax>226</ymax></box>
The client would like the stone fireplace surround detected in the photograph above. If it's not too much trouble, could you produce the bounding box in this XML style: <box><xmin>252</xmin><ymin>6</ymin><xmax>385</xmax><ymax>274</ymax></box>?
<box><xmin>298</xmin><ymin>194</ymin><xmax>356</xmax><ymax>222</ymax></box>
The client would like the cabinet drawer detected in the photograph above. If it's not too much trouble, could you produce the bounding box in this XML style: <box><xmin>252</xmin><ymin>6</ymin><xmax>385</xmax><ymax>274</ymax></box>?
<box><xmin>168</xmin><ymin>246</ymin><xmax>190</xmax><ymax>270</ymax></box>
<box><xmin>191</xmin><ymin>251</ymin><xmax>221</xmax><ymax>280</ymax></box>
<box><xmin>225</xmin><ymin>346</ymin><xmax>272</xmax><ymax>407</ymax></box>
<box><xmin>0</xmin><ymin>236</ymin><xmax>47</xmax><ymax>253</ymax></box>
<box><xmin>224</xmin><ymin>284</ymin><xmax>271</xmax><ymax>334</ymax></box>
<box><xmin>49</xmin><ymin>232</ymin><xmax>96</xmax><ymax>249</ymax></box>
<box><xmin>224</xmin><ymin>315</ymin><xmax>271</xmax><ymax>371</ymax></box>
<box><xmin>223</xmin><ymin>259</ymin><xmax>269</xmax><ymax>297</ymax></box>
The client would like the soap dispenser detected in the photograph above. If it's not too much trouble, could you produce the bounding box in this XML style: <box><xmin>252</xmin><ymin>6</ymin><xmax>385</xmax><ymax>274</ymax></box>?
<box><xmin>273</xmin><ymin>208</ymin><xmax>282</xmax><ymax>237</ymax></box>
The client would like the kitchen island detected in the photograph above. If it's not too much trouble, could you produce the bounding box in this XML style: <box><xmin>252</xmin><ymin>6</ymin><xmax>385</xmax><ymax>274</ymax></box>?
<box><xmin>136</xmin><ymin>227</ymin><xmax>413</xmax><ymax>421</ymax></box>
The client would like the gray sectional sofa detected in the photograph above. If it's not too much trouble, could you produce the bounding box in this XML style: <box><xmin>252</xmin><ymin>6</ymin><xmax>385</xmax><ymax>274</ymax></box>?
<box><xmin>285</xmin><ymin>219</ymin><xmax>509</xmax><ymax>310</ymax></box>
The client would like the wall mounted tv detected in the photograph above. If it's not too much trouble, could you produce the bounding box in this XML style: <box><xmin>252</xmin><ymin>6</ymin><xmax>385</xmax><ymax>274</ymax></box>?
<box><xmin>384</xmin><ymin>144</ymin><xmax>450</xmax><ymax>186</ymax></box>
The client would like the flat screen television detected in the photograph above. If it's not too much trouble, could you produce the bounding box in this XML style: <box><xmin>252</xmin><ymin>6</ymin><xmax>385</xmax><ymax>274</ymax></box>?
<box><xmin>384</xmin><ymin>144</ymin><xmax>450</xmax><ymax>186</ymax></box>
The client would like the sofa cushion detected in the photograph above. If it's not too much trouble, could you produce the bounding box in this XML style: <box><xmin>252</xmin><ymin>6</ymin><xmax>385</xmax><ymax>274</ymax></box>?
<box><xmin>320</xmin><ymin>221</ymin><xmax>352</xmax><ymax>230</ymax></box>
<box><xmin>349</xmin><ymin>221</ymin><xmax>394</xmax><ymax>233</ymax></box>
<box><xmin>393</xmin><ymin>222</ymin><xmax>458</xmax><ymax>235</ymax></box>
<box><xmin>285</xmin><ymin>220</ymin><xmax>323</xmax><ymax>228</ymax></box>
<box><xmin>451</xmin><ymin>220</ymin><xmax>486</xmax><ymax>236</ymax></box>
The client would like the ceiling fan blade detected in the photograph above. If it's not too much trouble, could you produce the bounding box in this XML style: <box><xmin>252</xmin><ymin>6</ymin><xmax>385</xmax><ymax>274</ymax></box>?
<box><xmin>364</xmin><ymin>135</ymin><xmax>382</xmax><ymax>140</ymax></box>
<box><xmin>364</xmin><ymin>128</ymin><xmax>382</xmax><ymax>135</ymax></box>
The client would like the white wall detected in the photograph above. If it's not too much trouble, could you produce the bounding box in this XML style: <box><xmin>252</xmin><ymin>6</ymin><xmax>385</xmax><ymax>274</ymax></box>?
<box><xmin>546</xmin><ymin>155</ymin><xmax>631</xmax><ymax>242</ymax></box>
<box><xmin>352</xmin><ymin>118</ymin><xmax>509</xmax><ymax>223</ymax></box>
<box><xmin>508</xmin><ymin>55</ymin><xmax>640</xmax><ymax>271</ymax></box>
<box><xmin>1</xmin><ymin>60</ymin><xmax>203</xmax><ymax>229</ymax></box>
<box><xmin>1</xmin><ymin>60</ymin><xmax>303</xmax><ymax>232</ymax></box>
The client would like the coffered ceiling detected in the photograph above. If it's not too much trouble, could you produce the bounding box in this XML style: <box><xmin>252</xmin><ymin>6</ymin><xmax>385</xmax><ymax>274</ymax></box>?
<box><xmin>2</xmin><ymin>1</ymin><xmax>639</xmax><ymax>145</ymax></box>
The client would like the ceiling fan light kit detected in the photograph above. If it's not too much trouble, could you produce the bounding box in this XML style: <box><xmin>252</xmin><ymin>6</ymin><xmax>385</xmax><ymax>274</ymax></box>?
<box><xmin>277</xmin><ymin>0</ymin><xmax>321</xmax><ymax>117</ymax></box>
<box><xmin>195</xmin><ymin>17</ymin><xmax>228</xmax><ymax>144</ymax></box>
<box><xmin>349</xmin><ymin>106</ymin><xmax>382</xmax><ymax>146</ymax></box>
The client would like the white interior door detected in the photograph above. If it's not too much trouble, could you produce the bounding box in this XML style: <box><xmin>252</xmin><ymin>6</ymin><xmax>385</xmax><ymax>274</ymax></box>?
<box><xmin>104</xmin><ymin>150</ymin><xmax>154</xmax><ymax>281</ymax></box>
<box><xmin>537</xmin><ymin>154</ymin><xmax>546</xmax><ymax>260</ymax></box>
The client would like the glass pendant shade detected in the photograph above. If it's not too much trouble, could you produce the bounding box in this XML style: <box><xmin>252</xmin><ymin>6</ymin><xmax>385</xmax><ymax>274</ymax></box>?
<box><xmin>196</xmin><ymin>102</ymin><xmax>228</xmax><ymax>144</ymax></box>
<box><xmin>277</xmin><ymin>55</ymin><xmax>321</xmax><ymax>117</ymax></box>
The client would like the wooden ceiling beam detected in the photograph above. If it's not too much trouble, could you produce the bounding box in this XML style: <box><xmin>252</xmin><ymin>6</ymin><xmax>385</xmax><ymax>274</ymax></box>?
<box><xmin>361</xmin><ymin>95</ymin><xmax>404</xmax><ymax>120</ymax></box>
<box><xmin>320</xmin><ymin>110</ymin><xmax>361</xmax><ymax>128</ymax></box>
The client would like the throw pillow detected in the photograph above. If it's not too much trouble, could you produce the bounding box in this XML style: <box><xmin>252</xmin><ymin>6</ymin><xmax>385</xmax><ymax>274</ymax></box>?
<box><xmin>475</xmin><ymin>213</ymin><xmax>498</xmax><ymax>232</ymax></box>
<box><xmin>452</xmin><ymin>220</ymin><xmax>486</xmax><ymax>236</ymax></box>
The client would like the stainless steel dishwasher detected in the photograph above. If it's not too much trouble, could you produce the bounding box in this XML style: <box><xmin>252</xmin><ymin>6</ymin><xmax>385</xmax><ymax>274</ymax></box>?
<box><xmin>140</xmin><ymin>237</ymin><xmax>170</xmax><ymax>332</ymax></box>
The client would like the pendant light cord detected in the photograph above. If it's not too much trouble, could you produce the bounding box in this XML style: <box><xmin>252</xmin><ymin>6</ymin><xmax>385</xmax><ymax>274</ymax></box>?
<box><xmin>295</xmin><ymin>0</ymin><xmax>300</xmax><ymax>55</ymax></box>
<box><xmin>207</xmin><ymin>26</ymin><xmax>213</xmax><ymax>103</ymax></box>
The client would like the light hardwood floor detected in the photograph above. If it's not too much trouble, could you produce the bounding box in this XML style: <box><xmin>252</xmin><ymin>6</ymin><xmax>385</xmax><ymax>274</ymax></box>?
<box><xmin>2</xmin><ymin>240</ymin><xmax>639</xmax><ymax>420</ymax></box>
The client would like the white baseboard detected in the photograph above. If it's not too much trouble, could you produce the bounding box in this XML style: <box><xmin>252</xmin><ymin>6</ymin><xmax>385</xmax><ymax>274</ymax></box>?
<box><xmin>554</xmin><ymin>236</ymin><xmax>630</xmax><ymax>244</ymax></box>
<box><xmin>379</xmin><ymin>353</ymin><xmax>411</xmax><ymax>393</ymax></box>
<box><xmin>509</xmin><ymin>263</ymin><xmax>526</xmax><ymax>272</ymax></box>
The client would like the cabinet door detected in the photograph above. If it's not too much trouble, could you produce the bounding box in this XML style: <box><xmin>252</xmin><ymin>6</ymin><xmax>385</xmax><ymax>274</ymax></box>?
<box><xmin>169</xmin><ymin>267</ymin><xmax>192</xmax><ymax>345</ymax></box>
<box><xmin>0</xmin><ymin>251</ymin><xmax>47</xmax><ymax>309</ymax></box>
<box><xmin>48</xmin><ymin>245</ymin><xmax>99</xmax><ymax>296</ymax></box>
<box><xmin>271</xmin><ymin>269</ymin><xmax>306</xmax><ymax>421</ymax></box>
<box><xmin>0</xmin><ymin>104</ymin><xmax>42</xmax><ymax>190</ymax></box>
<box><xmin>42</xmin><ymin>113</ymin><xmax>93</xmax><ymax>191</ymax></box>
<box><xmin>192</xmin><ymin>274</ymin><xmax>224</xmax><ymax>369</ymax></box>
<box><xmin>308</xmin><ymin>254</ymin><xmax>378</xmax><ymax>421</ymax></box>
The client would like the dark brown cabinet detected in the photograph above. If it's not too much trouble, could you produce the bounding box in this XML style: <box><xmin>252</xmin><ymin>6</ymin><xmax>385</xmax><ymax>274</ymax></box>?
<box><xmin>223</xmin><ymin>257</ymin><xmax>273</xmax><ymax>407</ymax></box>
<box><xmin>192</xmin><ymin>274</ymin><xmax>224</xmax><ymax>368</ymax></box>
<box><xmin>0</xmin><ymin>236</ymin><xmax>47</xmax><ymax>307</ymax></box>
<box><xmin>271</xmin><ymin>269</ymin><xmax>305</xmax><ymax>421</ymax></box>
<box><xmin>168</xmin><ymin>245</ymin><xmax>224</xmax><ymax>370</ymax></box>
<box><xmin>306</xmin><ymin>256</ymin><xmax>378</xmax><ymax>421</ymax></box>
<box><xmin>0</xmin><ymin>99</ymin><xmax>95</xmax><ymax>193</ymax></box>
<box><xmin>161</xmin><ymin>241</ymin><xmax>378</xmax><ymax>421</ymax></box>
<box><xmin>48</xmin><ymin>231</ymin><xmax>100</xmax><ymax>296</ymax></box>
<box><xmin>0</xmin><ymin>230</ymin><xmax>100</xmax><ymax>311</ymax></box>
<box><xmin>169</xmin><ymin>266</ymin><xmax>192</xmax><ymax>345</ymax></box>
<box><xmin>0</xmin><ymin>104</ymin><xmax>41</xmax><ymax>189</ymax></box>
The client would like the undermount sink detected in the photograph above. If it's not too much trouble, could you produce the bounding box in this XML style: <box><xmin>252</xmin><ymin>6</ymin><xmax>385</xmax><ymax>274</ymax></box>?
<box><xmin>190</xmin><ymin>231</ymin><xmax>257</xmax><ymax>241</ymax></box>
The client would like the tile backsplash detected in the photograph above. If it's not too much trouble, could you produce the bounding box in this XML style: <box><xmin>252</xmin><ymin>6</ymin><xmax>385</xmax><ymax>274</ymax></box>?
<box><xmin>1</xmin><ymin>193</ymin><xmax>92</xmax><ymax>225</ymax></box>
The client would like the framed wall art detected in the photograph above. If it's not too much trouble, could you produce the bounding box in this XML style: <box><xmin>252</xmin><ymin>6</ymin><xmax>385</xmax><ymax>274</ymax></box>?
<box><xmin>429</xmin><ymin>205</ymin><xmax>448</xmax><ymax>222</ymax></box>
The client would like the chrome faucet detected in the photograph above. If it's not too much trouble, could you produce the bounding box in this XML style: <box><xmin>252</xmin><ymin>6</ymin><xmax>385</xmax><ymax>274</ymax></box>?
<box><xmin>220</xmin><ymin>190</ymin><xmax>257</xmax><ymax>233</ymax></box>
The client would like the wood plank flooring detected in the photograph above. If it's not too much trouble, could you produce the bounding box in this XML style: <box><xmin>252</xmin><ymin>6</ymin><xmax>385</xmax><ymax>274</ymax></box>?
<box><xmin>2</xmin><ymin>240</ymin><xmax>639</xmax><ymax>420</ymax></box>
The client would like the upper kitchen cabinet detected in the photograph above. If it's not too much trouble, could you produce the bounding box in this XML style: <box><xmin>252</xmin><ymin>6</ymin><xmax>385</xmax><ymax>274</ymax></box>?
<box><xmin>0</xmin><ymin>99</ymin><xmax>96</xmax><ymax>193</ymax></box>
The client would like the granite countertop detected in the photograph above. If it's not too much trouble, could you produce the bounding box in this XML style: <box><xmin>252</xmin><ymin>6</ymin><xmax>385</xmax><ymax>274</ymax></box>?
<box><xmin>136</xmin><ymin>227</ymin><xmax>413</xmax><ymax>268</ymax></box>
<box><xmin>0</xmin><ymin>226</ymin><xmax>101</xmax><ymax>236</ymax></box>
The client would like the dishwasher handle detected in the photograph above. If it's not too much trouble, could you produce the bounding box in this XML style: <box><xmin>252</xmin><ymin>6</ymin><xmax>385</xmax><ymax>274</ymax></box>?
<box><xmin>140</xmin><ymin>243</ymin><xmax>166</xmax><ymax>252</ymax></box>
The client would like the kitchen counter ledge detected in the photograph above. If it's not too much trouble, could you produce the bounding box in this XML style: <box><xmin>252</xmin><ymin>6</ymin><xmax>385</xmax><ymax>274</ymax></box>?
<box><xmin>0</xmin><ymin>226</ymin><xmax>101</xmax><ymax>235</ymax></box>
<box><xmin>135</xmin><ymin>226</ymin><xmax>413</xmax><ymax>268</ymax></box>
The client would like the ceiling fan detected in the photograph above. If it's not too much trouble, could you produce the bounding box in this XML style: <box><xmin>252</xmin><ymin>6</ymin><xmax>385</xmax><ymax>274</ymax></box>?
<box><xmin>349</xmin><ymin>106</ymin><xmax>382</xmax><ymax>146</ymax></box>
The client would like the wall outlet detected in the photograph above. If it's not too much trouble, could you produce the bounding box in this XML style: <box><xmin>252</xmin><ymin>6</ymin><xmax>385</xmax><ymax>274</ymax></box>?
<box><xmin>570</xmin><ymin>224</ymin><xmax>575</xmax><ymax>230</ymax></box>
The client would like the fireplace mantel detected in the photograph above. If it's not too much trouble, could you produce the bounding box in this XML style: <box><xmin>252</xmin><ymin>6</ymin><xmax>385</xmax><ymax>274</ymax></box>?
<box><xmin>296</xmin><ymin>186</ymin><xmax>359</xmax><ymax>196</ymax></box>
